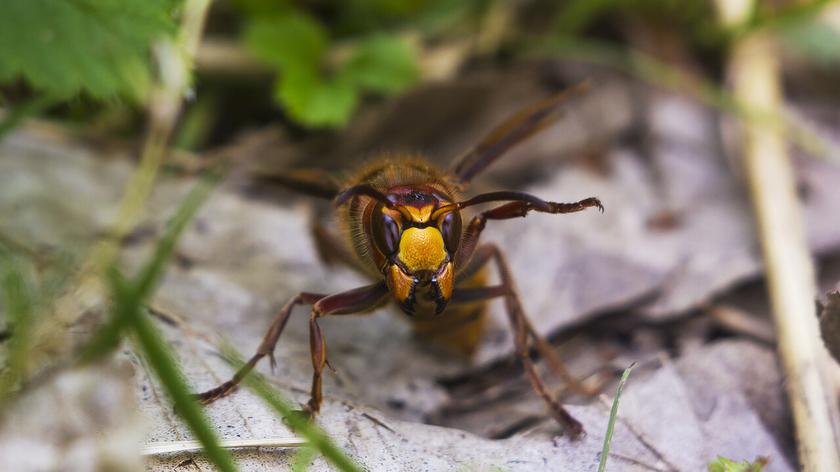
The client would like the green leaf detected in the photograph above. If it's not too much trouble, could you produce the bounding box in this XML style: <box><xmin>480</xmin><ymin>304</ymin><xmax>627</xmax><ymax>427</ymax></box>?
<box><xmin>243</xmin><ymin>11</ymin><xmax>418</xmax><ymax>128</ymax></box>
<box><xmin>342</xmin><ymin>34</ymin><xmax>419</xmax><ymax>95</ymax></box>
<box><xmin>245</xmin><ymin>12</ymin><xmax>328</xmax><ymax>70</ymax></box>
<box><xmin>246</xmin><ymin>11</ymin><xmax>358</xmax><ymax>128</ymax></box>
<box><xmin>275</xmin><ymin>68</ymin><xmax>358</xmax><ymax>128</ymax></box>
<box><xmin>708</xmin><ymin>456</ymin><xmax>767</xmax><ymax>472</ymax></box>
<box><xmin>0</xmin><ymin>0</ymin><xmax>179</xmax><ymax>100</ymax></box>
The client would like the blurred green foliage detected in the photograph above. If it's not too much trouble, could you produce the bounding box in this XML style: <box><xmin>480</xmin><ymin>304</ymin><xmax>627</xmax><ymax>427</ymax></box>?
<box><xmin>240</xmin><ymin>3</ymin><xmax>419</xmax><ymax>128</ymax></box>
<box><xmin>551</xmin><ymin>0</ymin><xmax>725</xmax><ymax>55</ymax></box>
<box><xmin>0</xmin><ymin>0</ymin><xmax>181</xmax><ymax>101</ymax></box>
<box><xmin>0</xmin><ymin>0</ymin><xmax>837</xmax><ymax>134</ymax></box>
<box><xmin>551</xmin><ymin>0</ymin><xmax>838</xmax><ymax>57</ymax></box>
<box><xmin>231</xmin><ymin>0</ymin><xmax>493</xmax><ymax>128</ymax></box>
<box><xmin>555</xmin><ymin>0</ymin><xmax>712</xmax><ymax>35</ymax></box>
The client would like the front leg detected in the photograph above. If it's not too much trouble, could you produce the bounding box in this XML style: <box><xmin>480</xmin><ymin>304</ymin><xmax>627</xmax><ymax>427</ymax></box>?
<box><xmin>198</xmin><ymin>282</ymin><xmax>388</xmax><ymax>408</ymax></box>
<box><xmin>451</xmin><ymin>245</ymin><xmax>586</xmax><ymax>437</ymax></box>
<box><xmin>448</xmin><ymin>194</ymin><xmax>603</xmax><ymax>437</ymax></box>
<box><xmin>304</xmin><ymin>282</ymin><xmax>390</xmax><ymax>415</ymax></box>
<box><xmin>455</xmin><ymin>192</ymin><xmax>603</xmax><ymax>270</ymax></box>
<box><xmin>197</xmin><ymin>291</ymin><xmax>326</xmax><ymax>404</ymax></box>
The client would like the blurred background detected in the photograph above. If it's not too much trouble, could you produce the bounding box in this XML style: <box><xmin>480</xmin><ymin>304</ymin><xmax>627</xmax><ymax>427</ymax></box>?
<box><xmin>2</xmin><ymin>1</ymin><xmax>840</xmax><ymax>471</ymax></box>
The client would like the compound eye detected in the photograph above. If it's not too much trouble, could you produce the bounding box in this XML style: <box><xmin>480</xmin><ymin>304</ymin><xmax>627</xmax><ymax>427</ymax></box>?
<box><xmin>379</xmin><ymin>213</ymin><xmax>400</xmax><ymax>256</ymax></box>
<box><xmin>439</xmin><ymin>211</ymin><xmax>462</xmax><ymax>254</ymax></box>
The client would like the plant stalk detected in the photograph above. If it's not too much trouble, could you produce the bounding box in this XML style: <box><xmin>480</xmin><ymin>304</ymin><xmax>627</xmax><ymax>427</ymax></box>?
<box><xmin>719</xmin><ymin>1</ymin><xmax>840</xmax><ymax>469</ymax></box>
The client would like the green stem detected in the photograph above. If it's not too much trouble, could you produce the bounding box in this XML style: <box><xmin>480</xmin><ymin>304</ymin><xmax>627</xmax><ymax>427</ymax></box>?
<box><xmin>598</xmin><ymin>363</ymin><xmax>635</xmax><ymax>472</ymax></box>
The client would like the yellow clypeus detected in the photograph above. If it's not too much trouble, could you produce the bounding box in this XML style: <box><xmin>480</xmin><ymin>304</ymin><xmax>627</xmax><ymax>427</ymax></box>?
<box><xmin>397</xmin><ymin>227</ymin><xmax>447</xmax><ymax>271</ymax></box>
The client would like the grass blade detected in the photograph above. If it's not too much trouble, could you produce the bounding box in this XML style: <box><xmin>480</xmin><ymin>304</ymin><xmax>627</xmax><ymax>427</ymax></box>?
<box><xmin>291</xmin><ymin>446</ymin><xmax>317</xmax><ymax>472</ymax></box>
<box><xmin>125</xmin><ymin>289</ymin><xmax>237</xmax><ymax>472</ymax></box>
<box><xmin>84</xmin><ymin>175</ymin><xmax>236</xmax><ymax>471</ymax></box>
<box><xmin>234</xmin><ymin>352</ymin><xmax>363</xmax><ymax>472</ymax></box>
<box><xmin>0</xmin><ymin>249</ymin><xmax>34</xmax><ymax>401</ymax></box>
<box><xmin>131</xmin><ymin>174</ymin><xmax>217</xmax><ymax>301</ymax></box>
<box><xmin>81</xmin><ymin>175</ymin><xmax>216</xmax><ymax>362</ymax></box>
<box><xmin>599</xmin><ymin>363</ymin><xmax>635</xmax><ymax>472</ymax></box>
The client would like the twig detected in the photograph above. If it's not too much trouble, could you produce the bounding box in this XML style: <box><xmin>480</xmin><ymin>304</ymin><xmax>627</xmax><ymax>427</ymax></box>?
<box><xmin>360</xmin><ymin>412</ymin><xmax>396</xmax><ymax>434</ymax></box>
<box><xmin>142</xmin><ymin>437</ymin><xmax>306</xmax><ymax>456</ymax></box>
<box><xmin>705</xmin><ymin>303</ymin><xmax>776</xmax><ymax>344</ymax></box>
<box><xmin>717</xmin><ymin>1</ymin><xmax>840</xmax><ymax>470</ymax></box>
<box><xmin>194</xmin><ymin>38</ymin><xmax>272</xmax><ymax>77</ymax></box>
<box><xmin>195</xmin><ymin>34</ymin><xmax>470</xmax><ymax>83</ymax></box>
<box><xmin>608</xmin><ymin>452</ymin><xmax>670</xmax><ymax>472</ymax></box>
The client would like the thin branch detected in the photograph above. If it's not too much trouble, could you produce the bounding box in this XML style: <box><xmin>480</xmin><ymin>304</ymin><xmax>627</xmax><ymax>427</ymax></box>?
<box><xmin>705</xmin><ymin>303</ymin><xmax>775</xmax><ymax>344</ymax></box>
<box><xmin>142</xmin><ymin>437</ymin><xmax>306</xmax><ymax>456</ymax></box>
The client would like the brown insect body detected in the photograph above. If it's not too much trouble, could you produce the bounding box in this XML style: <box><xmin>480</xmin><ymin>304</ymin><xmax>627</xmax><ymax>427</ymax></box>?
<box><xmin>340</xmin><ymin>157</ymin><xmax>488</xmax><ymax>354</ymax></box>
<box><xmin>198</xmin><ymin>83</ymin><xmax>603</xmax><ymax>437</ymax></box>
<box><xmin>342</xmin><ymin>158</ymin><xmax>459</xmax><ymax>316</ymax></box>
